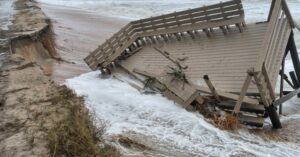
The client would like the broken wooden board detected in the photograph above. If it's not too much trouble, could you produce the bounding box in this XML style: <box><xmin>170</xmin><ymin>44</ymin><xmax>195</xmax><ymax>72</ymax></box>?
<box><xmin>133</xmin><ymin>68</ymin><xmax>203</xmax><ymax>108</ymax></box>
<box><xmin>238</xmin><ymin>115</ymin><xmax>265</xmax><ymax>127</ymax></box>
<box><xmin>194</xmin><ymin>85</ymin><xmax>259</xmax><ymax>105</ymax></box>
<box><xmin>217</xmin><ymin>100</ymin><xmax>265</xmax><ymax>114</ymax></box>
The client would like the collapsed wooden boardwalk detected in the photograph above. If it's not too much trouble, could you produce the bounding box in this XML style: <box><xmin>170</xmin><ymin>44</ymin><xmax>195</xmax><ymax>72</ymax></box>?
<box><xmin>85</xmin><ymin>0</ymin><xmax>300</xmax><ymax>128</ymax></box>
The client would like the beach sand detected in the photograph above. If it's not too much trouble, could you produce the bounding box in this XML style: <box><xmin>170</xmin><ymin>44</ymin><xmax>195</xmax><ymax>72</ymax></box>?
<box><xmin>38</xmin><ymin>3</ymin><xmax>128</xmax><ymax>83</ymax></box>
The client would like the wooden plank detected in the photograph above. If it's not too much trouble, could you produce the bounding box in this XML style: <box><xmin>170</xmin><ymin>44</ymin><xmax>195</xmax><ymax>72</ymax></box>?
<box><xmin>282</xmin><ymin>0</ymin><xmax>295</xmax><ymax>28</ymax></box>
<box><xmin>119</xmin><ymin>23</ymin><xmax>267</xmax><ymax>93</ymax></box>
<box><xmin>273</xmin><ymin>88</ymin><xmax>300</xmax><ymax>107</ymax></box>
<box><xmin>253</xmin><ymin>72</ymin><xmax>271</xmax><ymax>107</ymax></box>
<box><xmin>138</xmin><ymin>11</ymin><xmax>243</xmax><ymax>31</ymax></box>
<box><xmin>194</xmin><ymin>85</ymin><xmax>259</xmax><ymax>105</ymax></box>
<box><xmin>131</xmin><ymin>0</ymin><xmax>242</xmax><ymax>25</ymax></box>
<box><xmin>132</xmin><ymin>68</ymin><xmax>198</xmax><ymax>104</ymax></box>
<box><xmin>255</xmin><ymin>0</ymin><xmax>282</xmax><ymax>71</ymax></box>
<box><xmin>203</xmin><ymin>75</ymin><xmax>221</xmax><ymax>102</ymax></box>
<box><xmin>88</xmin><ymin>16</ymin><xmax>244</xmax><ymax>69</ymax></box>
<box><xmin>267</xmin><ymin>0</ymin><xmax>275</xmax><ymax>22</ymax></box>
<box><xmin>262</xmin><ymin>63</ymin><xmax>276</xmax><ymax>100</ymax></box>
<box><xmin>238</xmin><ymin>115</ymin><xmax>264</xmax><ymax>127</ymax></box>
<box><xmin>133</xmin><ymin>5</ymin><xmax>243</xmax><ymax>29</ymax></box>
<box><xmin>141</xmin><ymin>17</ymin><xmax>244</xmax><ymax>36</ymax></box>
<box><xmin>217</xmin><ymin>100</ymin><xmax>265</xmax><ymax>114</ymax></box>
<box><xmin>232</xmin><ymin>73</ymin><xmax>253</xmax><ymax>114</ymax></box>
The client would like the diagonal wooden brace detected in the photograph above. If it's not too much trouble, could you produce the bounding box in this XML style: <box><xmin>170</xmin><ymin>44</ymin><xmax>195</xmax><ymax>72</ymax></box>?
<box><xmin>232</xmin><ymin>69</ymin><xmax>254</xmax><ymax>115</ymax></box>
<box><xmin>203</xmin><ymin>75</ymin><xmax>221</xmax><ymax>102</ymax></box>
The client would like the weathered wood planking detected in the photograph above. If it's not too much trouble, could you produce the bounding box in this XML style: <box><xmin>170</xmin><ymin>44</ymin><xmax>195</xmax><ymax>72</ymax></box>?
<box><xmin>84</xmin><ymin>0</ymin><xmax>244</xmax><ymax>70</ymax></box>
<box><xmin>121</xmin><ymin>23</ymin><xmax>266</xmax><ymax>93</ymax></box>
<box><xmin>132</xmin><ymin>68</ymin><xmax>201</xmax><ymax>108</ymax></box>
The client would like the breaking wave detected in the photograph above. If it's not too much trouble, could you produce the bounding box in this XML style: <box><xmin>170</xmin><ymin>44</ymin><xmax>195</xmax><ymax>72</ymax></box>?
<box><xmin>66</xmin><ymin>71</ymin><xmax>300</xmax><ymax>157</ymax></box>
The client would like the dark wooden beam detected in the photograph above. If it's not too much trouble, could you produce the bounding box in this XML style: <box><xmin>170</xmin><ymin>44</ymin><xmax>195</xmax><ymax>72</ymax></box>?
<box><xmin>273</xmin><ymin>87</ymin><xmax>300</xmax><ymax>107</ymax></box>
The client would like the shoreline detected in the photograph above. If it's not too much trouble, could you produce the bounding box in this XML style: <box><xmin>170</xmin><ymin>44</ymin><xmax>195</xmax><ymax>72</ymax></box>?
<box><xmin>1</xmin><ymin>0</ymin><xmax>300</xmax><ymax>156</ymax></box>
<box><xmin>37</xmin><ymin>2</ymin><xmax>128</xmax><ymax>83</ymax></box>
<box><xmin>0</xmin><ymin>0</ymin><xmax>121</xmax><ymax>156</ymax></box>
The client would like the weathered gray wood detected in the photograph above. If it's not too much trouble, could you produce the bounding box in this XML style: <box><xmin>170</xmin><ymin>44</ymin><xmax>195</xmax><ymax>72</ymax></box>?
<box><xmin>232</xmin><ymin>73</ymin><xmax>253</xmax><ymax>114</ymax></box>
<box><xmin>85</xmin><ymin>0</ymin><xmax>245</xmax><ymax>70</ymax></box>
<box><xmin>203</xmin><ymin>75</ymin><xmax>221</xmax><ymax>102</ymax></box>
<box><xmin>253</xmin><ymin>71</ymin><xmax>271</xmax><ymax>107</ymax></box>
<box><xmin>255</xmin><ymin>0</ymin><xmax>282</xmax><ymax>71</ymax></box>
<box><xmin>132</xmin><ymin>68</ymin><xmax>200</xmax><ymax>108</ymax></box>
<box><xmin>218</xmin><ymin>100</ymin><xmax>265</xmax><ymax>114</ymax></box>
<box><xmin>238</xmin><ymin>115</ymin><xmax>264</xmax><ymax>127</ymax></box>
<box><xmin>131</xmin><ymin>0</ymin><xmax>242</xmax><ymax>25</ymax></box>
<box><xmin>262</xmin><ymin>63</ymin><xmax>276</xmax><ymax>101</ymax></box>
<box><xmin>273</xmin><ymin>88</ymin><xmax>300</xmax><ymax>107</ymax></box>
<box><xmin>282</xmin><ymin>0</ymin><xmax>295</xmax><ymax>28</ymax></box>
<box><xmin>194</xmin><ymin>85</ymin><xmax>259</xmax><ymax>105</ymax></box>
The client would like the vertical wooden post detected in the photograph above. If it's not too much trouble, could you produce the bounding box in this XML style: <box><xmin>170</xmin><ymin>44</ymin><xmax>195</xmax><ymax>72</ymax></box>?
<box><xmin>262</xmin><ymin>63</ymin><xmax>276</xmax><ymax>101</ymax></box>
<box><xmin>289</xmin><ymin>32</ymin><xmax>300</xmax><ymax>90</ymax></box>
<box><xmin>290</xmin><ymin>71</ymin><xmax>298</xmax><ymax>87</ymax></box>
<box><xmin>279</xmin><ymin>57</ymin><xmax>285</xmax><ymax>114</ymax></box>
<box><xmin>279</xmin><ymin>50</ymin><xmax>288</xmax><ymax>114</ymax></box>
<box><xmin>267</xmin><ymin>0</ymin><xmax>276</xmax><ymax>22</ymax></box>
<box><xmin>253</xmin><ymin>72</ymin><xmax>271</xmax><ymax>107</ymax></box>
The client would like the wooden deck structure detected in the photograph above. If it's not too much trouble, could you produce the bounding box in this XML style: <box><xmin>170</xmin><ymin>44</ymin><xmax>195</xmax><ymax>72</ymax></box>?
<box><xmin>84</xmin><ymin>0</ymin><xmax>300</xmax><ymax>128</ymax></box>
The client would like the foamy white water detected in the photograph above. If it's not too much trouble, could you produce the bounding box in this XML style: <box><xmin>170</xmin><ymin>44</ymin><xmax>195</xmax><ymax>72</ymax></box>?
<box><xmin>37</xmin><ymin>0</ymin><xmax>300</xmax><ymax>22</ymax></box>
<box><xmin>66</xmin><ymin>71</ymin><xmax>300</xmax><ymax>157</ymax></box>
<box><xmin>0</xmin><ymin>0</ymin><xmax>14</xmax><ymax>32</ymax></box>
<box><xmin>45</xmin><ymin>0</ymin><xmax>300</xmax><ymax>156</ymax></box>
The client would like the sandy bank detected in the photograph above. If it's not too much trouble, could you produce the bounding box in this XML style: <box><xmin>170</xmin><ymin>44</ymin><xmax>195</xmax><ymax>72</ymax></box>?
<box><xmin>37</xmin><ymin>2</ymin><xmax>128</xmax><ymax>83</ymax></box>
<box><xmin>0</xmin><ymin>0</ymin><xmax>121</xmax><ymax>156</ymax></box>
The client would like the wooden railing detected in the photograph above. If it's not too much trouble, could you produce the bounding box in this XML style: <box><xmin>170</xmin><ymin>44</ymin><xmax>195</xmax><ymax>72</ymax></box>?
<box><xmin>256</xmin><ymin>0</ymin><xmax>293</xmax><ymax>80</ymax></box>
<box><xmin>252</xmin><ymin>0</ymin><xmax>293</xmax><ymax>107</ymax></box>
<box><xmin>84</xmin><ymin>0</ymin><xmax>244</xmax><ymax>70</ymax></box>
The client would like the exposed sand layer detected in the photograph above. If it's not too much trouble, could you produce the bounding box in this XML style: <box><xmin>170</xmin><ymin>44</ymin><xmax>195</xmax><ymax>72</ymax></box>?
<box><xmin>38</xmin><ymin>3</ymin><xmax>128</xmax><ymax>83</ymax></box>
<box><xmin>0</xmin><ymin>0</ymin><xmax>114</xmax><ymax>156</ymax></box>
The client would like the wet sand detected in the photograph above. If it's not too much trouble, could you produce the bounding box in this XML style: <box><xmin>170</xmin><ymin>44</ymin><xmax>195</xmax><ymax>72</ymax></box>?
<box><xmin>38</xmin><ymin>3</ymin><xmax>128</xmax><ymax>83</ymax></box>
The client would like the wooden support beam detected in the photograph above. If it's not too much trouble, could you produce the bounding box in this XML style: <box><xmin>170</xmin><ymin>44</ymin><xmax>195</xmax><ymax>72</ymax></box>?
<box><xmin>146</xmin><ymin>37</ymin><xmax>153</xmax><ymax>45</ymax></box>
<box><xmin>161</xmin><ymin>34</ymin><xmax>169</xmax><ymax>42</ymax></box>
<box><xmin>203</xmin><ymin>75</ymin><xmax>221</xmax><ymax>102</ymax></box>
<box><xmin>262</xmin><ymin>63</ymin><xmax>276</xmax><ymax>101</ymax></box>
<box><xmin>253</xmin><ymin>72</ymin><xmax>271</xmax><ymax>107</ymax></box>
<box><xmin>194</xmin><ymin>85</ymin><xmax>259</xmax><ymax>106</ymax></box>
<box><xmin>187</xmin><ymin>31</ymin><xmax>195</xmax><ymax>39</ymax></box>
<box><xmin>220</xmin><ymin>26</ymin><xmax>228</xmax><ymax>35</ymax></box>
<box><xmin>149</xmin><ymin>36</ymin><xmax>157</xmax><ymax>44</ymax></box>
<box><xmin>273</xmin><ymin>87</ymin><xmax>300</xmax><ymax>107</ymax></box>
<box><xmin>217</xmin><ymin>100</ymin><xmax>265</xmax><ymax>114</ymax></box>
<box><xmin>279</xmin><ymin>50</ymin><xmax>289</xmax><ymax>114</ymax></box>
<box><xmin>290</xmin><ymin>71</ymin><xmax>298</xmax><ymax>88</ymax></box>
<box><xmin>267</xmin><ymin>0</ymin><xmax>276</xmax><ymax>22</ymax></box>
<box><xmin>174</xmin><ymin>33</ymin><xmax>182</xmax><ymax>41</ymax></box>
<box><xmin>289</xmin><ymin>32</ymin><xmax>300</xmax><ymax>87</ymax></box>
<box><xmin>232</xmin><ymin>72</ymin><xmax>253</xmax><ymax>115</ymax></box>
<box><xmin>203</xmin><ymin>28</ymin><xmax>211</xmax><ymax>37</ymax></box>
<box><xmin>279</xmin><ymin>70</ymin><xmax>294</xmax><ymax>88</ymax></box>
<box><xmin>236</xmin><ymin>23</ymin><xmax>243</xmax><ymax>32</ymax></box>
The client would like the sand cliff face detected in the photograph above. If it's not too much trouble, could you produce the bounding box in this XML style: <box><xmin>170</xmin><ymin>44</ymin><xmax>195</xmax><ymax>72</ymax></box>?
<box><xmin>0</xmin><ymin>0</ymin><xmax>83</xmax><ymax>156</ymax></box>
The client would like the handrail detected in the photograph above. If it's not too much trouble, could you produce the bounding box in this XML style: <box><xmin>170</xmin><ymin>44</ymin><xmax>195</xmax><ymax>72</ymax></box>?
<box><xmin>84</xmin><ymin>0</ymin><xmax>245</xmax><ymax>70</ymax></box>
<box><xmin>281</xmin><ymin>0</ymin><xmax>295</xmax><ymax>28</ymax></box>
<box><xmin>256</xmin><ymin>0</ymin><xmax>287</xmax><ymax>71</ymax></box>
<box><xmin>255</xmin><ymin>0</ymin><xmax>293</xmax><ymax>88</ymax></box>
<box><xmin>281</xmin><ymin>0</ymin><xmax>300</xmax><ymax>31</ymax></box>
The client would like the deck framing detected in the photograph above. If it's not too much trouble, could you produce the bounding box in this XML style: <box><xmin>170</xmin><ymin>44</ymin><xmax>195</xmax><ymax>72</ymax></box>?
<box><xmin>84</xmin><ymin>0</ymin><xmax>298</xmax><ymax>128</ymax></box>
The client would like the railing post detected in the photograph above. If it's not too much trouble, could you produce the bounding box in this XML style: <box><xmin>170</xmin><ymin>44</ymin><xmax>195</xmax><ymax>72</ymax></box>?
<box><xmin>289</xmin><ymin>32</ymin><xmax>300</xmax><ymax>96</ymax></box>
